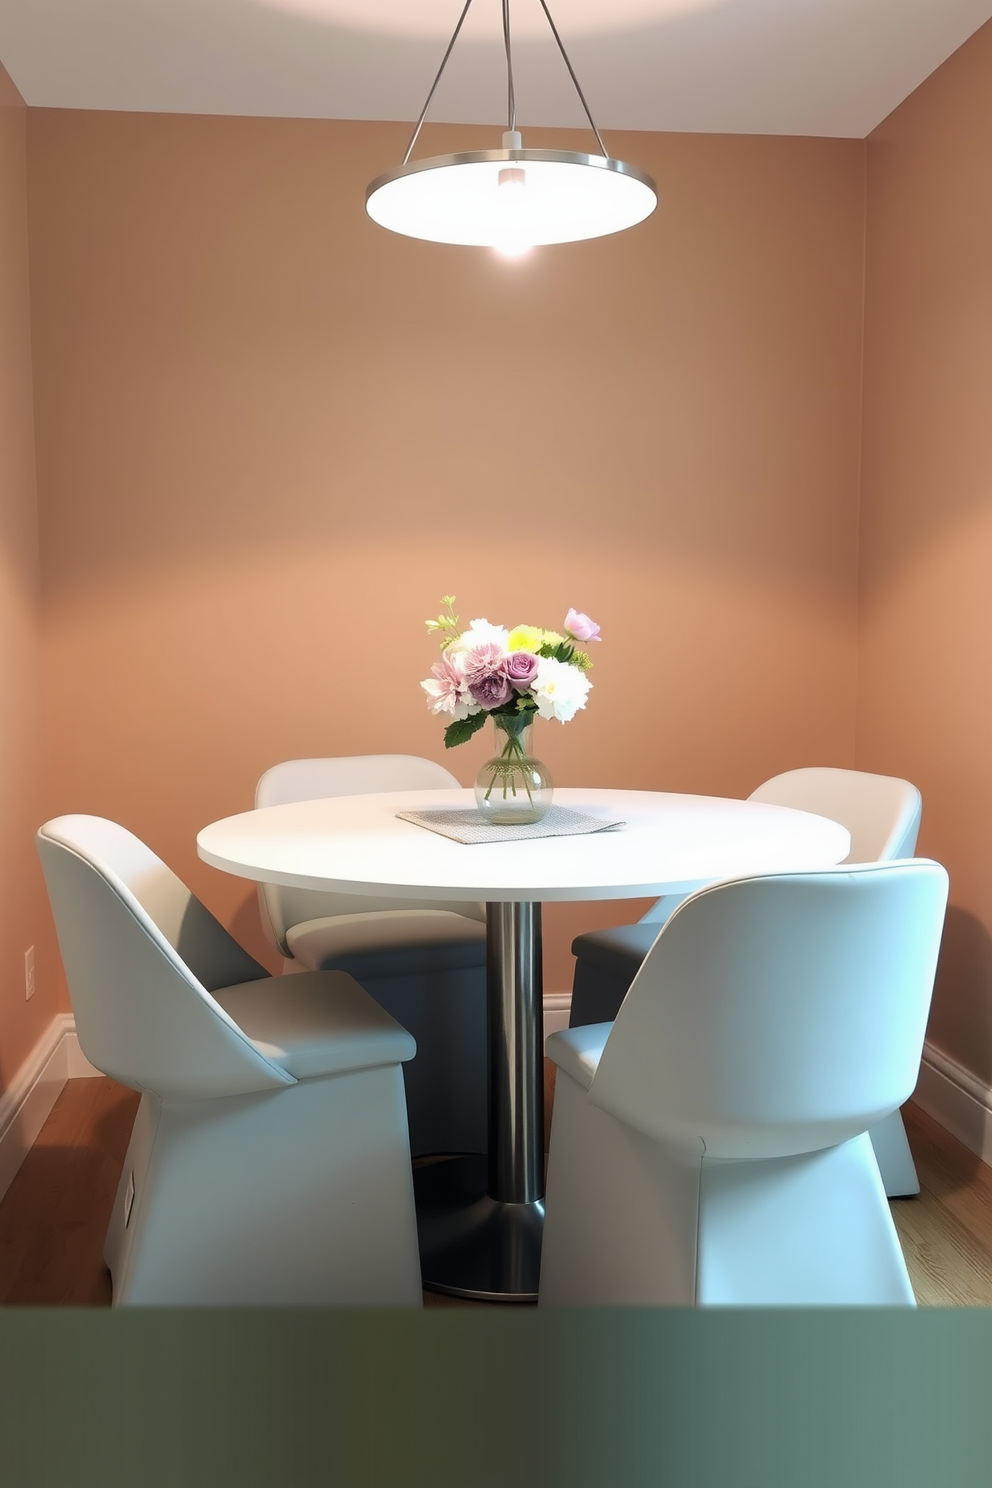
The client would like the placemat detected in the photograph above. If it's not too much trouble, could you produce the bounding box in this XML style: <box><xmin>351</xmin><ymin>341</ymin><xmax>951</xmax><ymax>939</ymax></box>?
<box><xmin>396</xmin><ymin>805</ymin><xmax>625</xmax><ymax>845</ymax></box>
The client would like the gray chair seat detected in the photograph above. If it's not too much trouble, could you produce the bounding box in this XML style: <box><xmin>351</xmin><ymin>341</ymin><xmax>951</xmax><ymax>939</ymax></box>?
<box><xmin>287</xmin><ymin>910</ymin><xmax>487</xmax><ymax>980</ymax></box>
<box><xmin>570</xmin><ymin>923</ymin><xmax>657</xmax><ymax>1027</ymax></box>
<box><xmin>214</xmin><ymin>969</ymin><xmax>416</xmax><ymax>1081</ymax></box>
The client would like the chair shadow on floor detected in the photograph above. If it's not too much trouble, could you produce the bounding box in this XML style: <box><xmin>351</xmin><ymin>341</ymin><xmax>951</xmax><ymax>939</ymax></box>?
<box><xmin>0</xmin><ymin>1078</ymin><xmax>139</xmax><ymax>1305</ymax></box>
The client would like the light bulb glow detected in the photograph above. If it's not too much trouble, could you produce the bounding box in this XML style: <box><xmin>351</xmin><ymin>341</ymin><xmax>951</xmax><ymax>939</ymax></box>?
<box><xmin>493</xmin><ymin>166</ymin><xmax>533</xmax><ymax>258</ymax></box>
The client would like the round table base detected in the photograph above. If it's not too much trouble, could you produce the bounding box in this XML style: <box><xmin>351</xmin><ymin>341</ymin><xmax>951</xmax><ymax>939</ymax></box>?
<box><xmin>414</xmin><ymin>1155</ymin><xmax>545</xmax><ymax>1302</ymax></box>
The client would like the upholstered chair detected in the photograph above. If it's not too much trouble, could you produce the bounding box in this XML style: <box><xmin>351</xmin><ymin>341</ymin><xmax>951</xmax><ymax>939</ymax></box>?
<box><xmin>37</xmin><ymin>814</ymin><xmax>423</xmax><ymax>1306</ymax></box>
<box><xmin>568</xmin><ymin>767</ymin><xmax>924</xmax><ymax>1196</ymax></box>
<box><xmin>541</xmin><ymin>860</ymin><xmax>947</xmax><ymax>1306</ymax></box>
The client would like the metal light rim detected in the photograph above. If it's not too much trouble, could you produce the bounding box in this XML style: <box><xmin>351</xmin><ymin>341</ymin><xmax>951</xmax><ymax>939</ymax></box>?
<box><xmin>365</xmin><ymin>148</ymin><xmax>659</xmax><ymax>246</ymax></box>
<box><xmin>367</xmin><ymin>147</ymin><xmax>657</xmax><ymax>199</ymax></box>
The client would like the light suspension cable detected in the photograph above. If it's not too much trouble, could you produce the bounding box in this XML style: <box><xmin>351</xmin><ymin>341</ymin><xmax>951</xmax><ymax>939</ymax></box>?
<box><xmin>366</xmin><ymin>0</ymin><xmax>657</xmax><ymax>254</ymax></box>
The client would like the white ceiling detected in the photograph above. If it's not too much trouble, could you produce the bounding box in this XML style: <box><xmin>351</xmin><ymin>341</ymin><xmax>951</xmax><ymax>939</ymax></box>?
<box><xmin>0</xmin><ymin>0</ymin><xmax>990</xmax><ymax>140</ymax></box>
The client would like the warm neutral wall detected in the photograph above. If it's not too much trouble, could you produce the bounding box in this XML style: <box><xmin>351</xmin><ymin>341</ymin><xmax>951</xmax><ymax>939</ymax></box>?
<box><xmin>860</xmin><ymin>19</ymin><xmax>992</xmax><ymax>1084</ymax></box>
<box><xmin>0</xmin><ymin>63</ymin><xmax>50</xmax><ymax>1091</ymax></box>
<box><xmin>28</xmin><ymin>112</ymin><xmax>865</xmax><ymax>989</ymax></box>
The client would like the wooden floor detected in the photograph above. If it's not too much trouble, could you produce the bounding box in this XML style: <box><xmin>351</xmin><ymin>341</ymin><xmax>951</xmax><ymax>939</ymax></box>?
<box><xmin>0</xmin><ymin>1075</ymin><xmax>136</xmax><ymax>1306</ymax></box>
<box><xmin>892</xmin><ymin>1103</ymin><xmax>992</xmax><ymax>1305</ymax></box>
<box><xmin>1</xmin><ymin>1073</ymin><xmax>990</xmax><ymax>1307</ymax></box>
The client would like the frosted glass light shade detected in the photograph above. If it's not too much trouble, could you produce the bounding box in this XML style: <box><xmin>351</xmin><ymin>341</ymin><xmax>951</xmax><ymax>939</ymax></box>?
<box><xmin>366</xmin><ymin>148</ymin><xmax>657</xmax><ymax>248</ymax></box>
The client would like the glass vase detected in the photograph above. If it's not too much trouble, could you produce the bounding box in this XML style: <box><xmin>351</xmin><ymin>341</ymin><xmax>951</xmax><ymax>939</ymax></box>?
<box><xmin>474</xmin><ymin>715</ymin><xmax>553</xmax><ymax>825</ymax></box>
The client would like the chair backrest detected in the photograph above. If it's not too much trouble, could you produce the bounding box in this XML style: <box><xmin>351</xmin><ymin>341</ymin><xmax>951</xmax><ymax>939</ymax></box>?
<box><xmin>255</xmin><ymin>755</ymin><xmax>483</xmax><ymax>953</ymax></box>
<box><xmin>37</xmin><ymin>816</ymin><xmax>292</xmax><ymax>1099</ymax></box>
<box><xmin>589</xmin><ymin>861</ymin><xmax>948</xmax><ymax>1160</ymax></box>
<box><xmin>638</xmin><ymin>767</ymin><xmax>921</xmax><ymax>926</ymax></box>
<box><xmin>748</xmin><ymin>767</ymin><xmax>922</xmax><ymax>862</ymax></box>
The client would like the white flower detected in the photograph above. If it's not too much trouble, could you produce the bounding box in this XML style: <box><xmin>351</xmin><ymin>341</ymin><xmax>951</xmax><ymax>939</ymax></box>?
<box><xmin>447</xmin><ymin>618</ymin><xmax>510</xmax><ymax>655</ymax></box>
<box><xmin>531</xmin><ymin>656</ymin><xmax>591</xmax><ymax>723</ymax></box>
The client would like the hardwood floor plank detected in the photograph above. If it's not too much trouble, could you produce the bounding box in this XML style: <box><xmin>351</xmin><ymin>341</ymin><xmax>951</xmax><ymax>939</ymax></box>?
<box><xmin>902</xmin><ymin>1104</ymin><xmax>992</xmax><ymax>1237</ymax></box>
<box><xmin>0</xmin><ymin>1077</ymin><xmax>138</xmax><ymax>1306</ymax></box>
<box><xmin>893</xmin><ymin>1104</ymin><xmax>992</xmax><ymax>1306</ymax></box>
<box><xmin>892</xmin><ymin>1197</ymin><xmax>992</xmax><ymax>1307</ymax></box>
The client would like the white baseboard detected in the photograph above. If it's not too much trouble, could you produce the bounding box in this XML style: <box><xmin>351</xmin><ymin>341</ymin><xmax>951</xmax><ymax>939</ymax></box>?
<box><xmin>915</xmin><ymin>1040</ymin><xmax>992</xmax><ymax>1168</ymax></box>
<box><xmin>543</xmin><ymin>992</ymin><xmax>571</xmax><ymax>1048</ymax></box>
<box><xmin>0</xmin><ymin>1014</ymin><xmax>102</xmax><ymax>1205</ymax></box>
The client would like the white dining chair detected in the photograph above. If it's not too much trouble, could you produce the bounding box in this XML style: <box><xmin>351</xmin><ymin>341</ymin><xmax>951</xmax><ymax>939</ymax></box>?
<box><xmin>255</xmin><ymin>755</ymin><xmax>488</xmax><ymax>1159</ymax></box>
<box><xmin>37</xmin><ymin>814</ymin><xmax>423</xmax><ymax>1306</ymax></box>
<box><xmin>568</xmin><ymin>767</ymin><xmax>925</xmax><ymax>1196</ymax></box>
<box><xmin>540</xmin><ymin>860</ymin><xmax>948</xmax><ymax>1307</ymax></box>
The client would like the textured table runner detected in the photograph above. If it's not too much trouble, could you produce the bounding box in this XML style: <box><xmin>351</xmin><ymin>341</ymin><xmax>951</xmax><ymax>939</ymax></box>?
<box><xmin>396</xmin><ymin>805</ymin><xmax>625</xmax><ymax>845</ymax></box>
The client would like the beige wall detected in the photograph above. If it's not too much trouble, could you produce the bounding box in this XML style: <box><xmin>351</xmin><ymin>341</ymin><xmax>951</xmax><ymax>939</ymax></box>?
<box><xmin>25</xmin><ymin>112</ymin><xmax>865</xmax><ymax>993</ymax></box>
<box><xmin>3</xmin><ymin>25</ymin><xmax>991</xmax><ymax>1112</ymax></box>
<box><xmin>0</xmin><ymin>62</ymin><xmax>51</xmax><ymax>1087</ymax></box>
<box><xmin>860</xmin><ymin>18</ymin><xmax>992</xmax><ymax>1084</ymax></box>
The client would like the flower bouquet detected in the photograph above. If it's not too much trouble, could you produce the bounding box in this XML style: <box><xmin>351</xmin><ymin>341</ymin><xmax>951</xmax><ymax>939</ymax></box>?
<box><xmin>421</xmin><ymin>596</ymin><xmax>600</xmax><ymax>823</ymax></box>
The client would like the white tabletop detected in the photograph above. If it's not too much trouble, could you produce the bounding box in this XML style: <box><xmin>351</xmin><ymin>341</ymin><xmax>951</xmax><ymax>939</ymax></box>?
<box><xmin>197</xmin><ymin>788</ymin><xmax>851</xmax><ymax>904</ymax></box>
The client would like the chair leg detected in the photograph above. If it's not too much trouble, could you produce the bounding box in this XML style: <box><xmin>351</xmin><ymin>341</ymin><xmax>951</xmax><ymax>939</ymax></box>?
<box><xmin>539</xmin><ymin>1070</ymin><xmax>701</xmax><ymax>1306</ymax></box>
<box><xmin>106</xmin><ymin>1069</ymin><xmax>422</xmax><ymax>1306</ymax></box>
<box><xmin>358</xmin><ymin>968</ymin><xmax>488</xmax><ymax>1157</ymax></box>
<box><xmin>696</xmin><ymin>1133</ymin><xmax>916</xmax><ymax>1306</ymax></box>
<box><xmin>539</xmin><ymin>1079</ymin><xmax>917</xmax><ymax>1307</ymax></box>
<box><xmin>868</xmin><ymin>1108</ymin><xmax>920</xmax><ymax>1197</ymax></box>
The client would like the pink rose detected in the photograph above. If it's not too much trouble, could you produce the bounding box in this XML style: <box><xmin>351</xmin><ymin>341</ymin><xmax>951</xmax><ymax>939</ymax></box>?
<box><xmin>505</xmin><ymin>651</ymin><xmax>539</xmax><ymax>689</ymax></box>
<box><xmin>564</xmin><ymin>608</ymin><xmax>601</xmax><ymax>643</ymax></box>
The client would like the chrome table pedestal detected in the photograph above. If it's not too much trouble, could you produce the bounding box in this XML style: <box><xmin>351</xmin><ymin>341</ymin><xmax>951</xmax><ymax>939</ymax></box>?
<box><xmin>415</xmin><ymin>902</ymin><xmax>545</xmax><ymax>1301</ymax></box>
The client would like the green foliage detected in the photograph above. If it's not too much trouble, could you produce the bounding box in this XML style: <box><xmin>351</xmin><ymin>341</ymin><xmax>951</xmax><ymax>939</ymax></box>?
<box><xmin>537</xmin><ymin>639</ymin><xmax>591</xmax><ymax>669</ymax></box>
<box><xmin>443</xmin><ymin>712</ymin><xmax>487</xmax><ymax>748</ymax></box>
<box><xmin>425</xmin><ymin>595</ymin><xmax>460</xmax><ymax>648</ymax></box>
<box><xmin>488</xmin><ymin>702</ymin><xmax>537</xmax><ymax>735</ymax></box>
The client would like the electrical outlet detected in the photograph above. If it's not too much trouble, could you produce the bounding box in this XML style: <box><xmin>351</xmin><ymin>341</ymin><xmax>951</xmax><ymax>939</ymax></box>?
<box><xmin>24</xmin><ymin>945</ymin><xmax>35</xmax><ymax>1000</ymax></box>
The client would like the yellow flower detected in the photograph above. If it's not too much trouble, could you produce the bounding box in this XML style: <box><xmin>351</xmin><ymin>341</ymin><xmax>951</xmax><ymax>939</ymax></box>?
<box><xmin>507</xmin><ymin>625</ymin><xmax>544</xmax><ymax>653</ymax></box>
<box><xmin>540</xmin><ymin>630</ymin><xmax>565</xmax><ymax>649</ymax></box>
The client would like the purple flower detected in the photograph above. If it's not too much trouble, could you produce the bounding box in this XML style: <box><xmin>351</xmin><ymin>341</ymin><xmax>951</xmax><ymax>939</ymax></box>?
<box><xmin>461</xmin><ymin>641</ymin><xmax>505</xmax><ymax>685</ymax></box>
<box><xmin>564</xmin><ymin>608</ymin><xmax>601</xmax><ymax>643</ymax></box>
<box><xmin>469</xmin><ymin>672</ymin><xmax>513</xmax><ymax>708</ymax></box>
<box><xmin>462</xmin><ymin>641</ymin><xmax>513</xmax><ymax>709</ymax></box>
<box><xmin>505</xmin><ymin>650</ymin><xmax>539</xmax><ymax>689</ymax></box>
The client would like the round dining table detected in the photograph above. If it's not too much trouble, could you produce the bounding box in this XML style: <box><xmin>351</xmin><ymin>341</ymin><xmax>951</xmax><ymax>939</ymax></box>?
<box><xmin>197</xmin><ymin>786</ymin><xmax>850</xmax><ymax>1301</ymax></box>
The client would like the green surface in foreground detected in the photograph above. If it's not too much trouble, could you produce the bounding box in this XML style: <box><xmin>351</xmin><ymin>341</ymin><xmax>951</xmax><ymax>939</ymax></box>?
<box><xmin>0</xmin><ymin>1309</ymin><xmax>990</xmax><ymax>1488</ymax></box>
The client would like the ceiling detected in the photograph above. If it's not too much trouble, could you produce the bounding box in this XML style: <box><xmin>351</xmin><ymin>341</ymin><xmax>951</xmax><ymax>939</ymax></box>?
<box><xmin>0</xmin><ymin>0</ymin><xmax>990</xmax><ymax>140</ymax></box>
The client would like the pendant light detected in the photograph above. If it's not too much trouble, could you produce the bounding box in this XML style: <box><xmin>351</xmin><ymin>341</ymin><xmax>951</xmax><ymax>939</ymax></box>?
<box><xmin>365</xmin><ymin>0</ymin><xmax>657</xmax><ymax>255</ymax></box>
